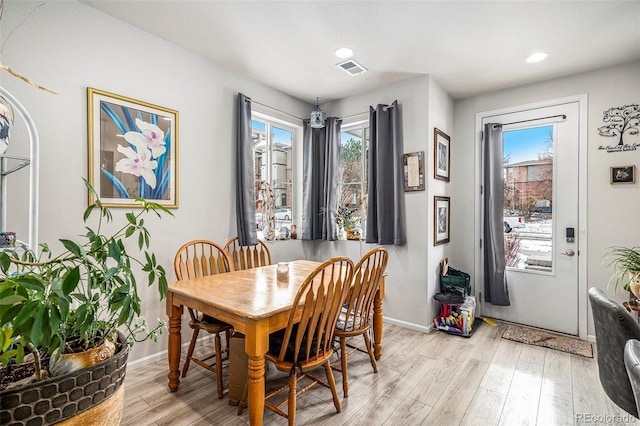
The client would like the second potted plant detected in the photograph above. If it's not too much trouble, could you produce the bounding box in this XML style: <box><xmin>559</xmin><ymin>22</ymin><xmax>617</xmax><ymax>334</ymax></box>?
<box><xmin>604</xmin><ymin>246</ymin><xmax>640</xmax><ymax>298</ymax></box>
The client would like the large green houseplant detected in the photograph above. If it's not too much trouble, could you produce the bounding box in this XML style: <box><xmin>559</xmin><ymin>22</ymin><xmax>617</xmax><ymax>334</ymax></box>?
<box><xmin>604</xmin><ymin>246</ymin><xmax>640</xmax><ymax>297</ymax></box>
<box><xmin>0</xmin><ymin>179</ymin><xmax>172</xmax><ymax>387</ymax></box>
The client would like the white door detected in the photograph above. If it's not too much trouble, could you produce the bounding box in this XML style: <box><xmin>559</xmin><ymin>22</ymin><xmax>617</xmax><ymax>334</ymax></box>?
<box><xmin>479</xmin><ymin>100</ymin><xmax>583</xmax><ymax>336</ymax></box>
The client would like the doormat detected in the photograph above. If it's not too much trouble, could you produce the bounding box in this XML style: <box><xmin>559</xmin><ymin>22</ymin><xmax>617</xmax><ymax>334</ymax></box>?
<box><xmin>501</xmin><ymin>325</ymin><xmax>593</xmax><ymax>358</ymax></box>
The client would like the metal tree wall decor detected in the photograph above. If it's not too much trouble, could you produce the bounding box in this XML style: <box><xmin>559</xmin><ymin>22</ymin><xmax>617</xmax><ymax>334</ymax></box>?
<box><xmin>597</xmin><ymin>104</ymin><xmax>639</xmax><ymax>153</ymax></box>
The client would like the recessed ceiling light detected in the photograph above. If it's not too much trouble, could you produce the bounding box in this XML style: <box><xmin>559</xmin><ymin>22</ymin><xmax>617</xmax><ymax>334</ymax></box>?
<box><xmin>526</xmin><ymin>52</ymin><xmax>548</xmax><ymax>63</ymax></box>
<box><xmin>335</xmin><ymin>47</ymin><xmax>353</xmax><ymax>59</ymax></box>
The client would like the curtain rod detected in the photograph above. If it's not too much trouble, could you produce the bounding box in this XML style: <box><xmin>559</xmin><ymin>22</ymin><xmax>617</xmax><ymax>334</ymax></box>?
<box><xmin>245</xmin><ymin>97</ymin><xmax>394</xmax><ymax>122</ymax></box>
<box><xmin>341</xmin><ymin>111</ymin><xmax>368</xmax><ymax>120</ymax></box>
<box><xmin>245</xmin><ymin>97</ymin><xmax>304</xmax><ymax>121</ymax></box>
<box><xmin>498</xmin><ymin>114</ymin><xmax>566</xmax><ymax>127</ymax></box>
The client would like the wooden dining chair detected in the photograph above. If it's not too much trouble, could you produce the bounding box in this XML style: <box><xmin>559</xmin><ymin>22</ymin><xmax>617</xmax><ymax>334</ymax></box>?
<box><xmin>334</xmin><ymin>247</ymin><xmax>388</xmax><ymax>398</ymax></box>
<box><xmin>223</xmin><ymin>236</ymin><xmax>272</xmax><ymax>271</ymax></box>
<box><xmin>238</xmin><ymin>256</ymin><xmax>354</xmax><ymax>425</ymax></box>
<box><xmin>174</xmin><ymin>239</ymin><xmax>233</xmax><ymax>399</ymax></box>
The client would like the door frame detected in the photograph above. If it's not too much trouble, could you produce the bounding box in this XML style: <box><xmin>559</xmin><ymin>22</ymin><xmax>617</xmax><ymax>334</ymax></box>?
<box><xmin>474</xmin><ymin>94</ymin><xmax>588</xmax><ymax>340</ymax></box>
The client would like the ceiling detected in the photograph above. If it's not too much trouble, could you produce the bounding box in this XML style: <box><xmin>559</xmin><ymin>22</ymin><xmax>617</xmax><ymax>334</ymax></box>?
<box><xmin>83</xmin><ymin>1</ymin><xmax>640</xmax><ymax>104</ymax></box>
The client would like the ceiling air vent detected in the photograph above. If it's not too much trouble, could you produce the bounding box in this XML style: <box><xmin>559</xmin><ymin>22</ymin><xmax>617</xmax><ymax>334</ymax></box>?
<box><xmin>336</xmin><ymin>59</ymin><xmax>368</xmax><ymax>76</ymax></box>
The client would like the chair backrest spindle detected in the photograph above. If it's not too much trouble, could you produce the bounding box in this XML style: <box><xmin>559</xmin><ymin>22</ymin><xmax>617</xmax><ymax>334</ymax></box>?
<box><xmin>223</xmin><ymin>237</ymin><xmax>272</xmax><ymax>271</ymax></box>
<box><xmin>174</xmin><ymin>240</ymin><xmax>232</xmax><ymax>280</ymax></box>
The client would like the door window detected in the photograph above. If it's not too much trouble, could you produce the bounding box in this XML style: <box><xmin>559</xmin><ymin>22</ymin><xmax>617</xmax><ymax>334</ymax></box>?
<box><xmin>503</xmin><ymin>125</ymin><xmax>554</xmax><ymax>272</ymax></box>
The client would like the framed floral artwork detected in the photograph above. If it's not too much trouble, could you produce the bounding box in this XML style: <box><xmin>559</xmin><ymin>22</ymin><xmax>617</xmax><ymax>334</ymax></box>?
<box><xmin>87</xmin><ymin>88</ymin><xmax>178</xmax><ymax>208</ymax></box>
<box><xmin>434</xmin><ymin>128</ymin><xmax>450</xmax><ymax>182</ymax></box>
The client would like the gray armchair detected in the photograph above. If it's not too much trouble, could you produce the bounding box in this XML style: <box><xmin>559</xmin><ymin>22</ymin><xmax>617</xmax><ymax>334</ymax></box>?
<box><xmin>625</xmin><ymin>339</ymin><xmax>640</xmax><ymax>417</ymax></box>
<box><xmin>589</xmin><ymin>287</ymin><xmax>640</xmax><ymax>418</ymax></box>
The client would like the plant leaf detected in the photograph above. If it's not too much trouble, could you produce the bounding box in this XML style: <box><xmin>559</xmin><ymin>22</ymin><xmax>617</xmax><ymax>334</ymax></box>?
<box><xmin>57</xmin><ymin>297</ymin><xmax>69</xmax><ymax>320</ymax></box>
<box><xmin>1</xmin><ymin>303</ymin><xmax>23</xmax><ymax>326</ymax></box>
<box><xmin>62</xmin><ymin>266</ymin><xmax>81</xmax><ymax>295</ymax></box>
<box><xmin>0</xmin><ymin>295</ymin><xmax>24</xmax><ymax>305</ymax></box>
<box><xmin>83</xmin><ymin>204</ymin><xmax>95</xmax><ymax>222</ymax></box>
<box><xmin>0</xmin><ymin>252</ymin><xmax>11</xmax><ymax>272</ymax></box>
<box><xmin>126</xmin><ymin>212</ymin><xmax>136</xmax><ymax>224</ymax></box>
<box><xmin>13</xmin><ymin>301</ymin><xmax>37</xmax><ymax>331</ymax></box>
<box><xmin>109</xmin><ymin>240</ymin><xmax>121</xmax><ymax>262</ymax></box>
<box><xmin>31</xmin><ymin>305</ymin><xmax>49</xmax><ymax>346</ymax></box>
<box><xmin>118</xmin><ymin>295</ymin><xmax>132</xmax><ymax>326</ymax></box>
<box><xmin>60</xmin><ymin>239</ymin><xmax>84</xmax><ymax>257</ymax></box>
<box><xmin>14</xmin><ymin>276</ymin><xmax>46</xmax><ymax>293</ymax></box>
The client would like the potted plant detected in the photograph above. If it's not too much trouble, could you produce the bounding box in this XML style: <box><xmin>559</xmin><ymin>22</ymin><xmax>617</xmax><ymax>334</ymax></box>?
<box><xmin>337</xmin><ymin>205</ymin><xmax>361</xmax><ymax>240</ymax></box>
<box><xmin>604</xmin><ymin>246</ymin><xmax>640</xmax><ymax>298</ymax></box>
<box><xmin>0</xmin><ymin>179</ymin><xmax>172</xmax><ymax>425</ymax></box>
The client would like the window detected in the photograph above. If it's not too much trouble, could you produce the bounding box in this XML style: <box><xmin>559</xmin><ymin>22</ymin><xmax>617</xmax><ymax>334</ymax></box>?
<box><xmin>339</xmin><ymin>121</ymin><xmax>369</xmax><ymax>237</ymax></box>
<box><xmin>252</xmin><ymin>115</ymin><xmax>295</xmax><ymax>240</ymax></box>
<box><xmin>503</xmin><ymin>125</ymin><xmax>554</xmax><ymax>270</ymax></box>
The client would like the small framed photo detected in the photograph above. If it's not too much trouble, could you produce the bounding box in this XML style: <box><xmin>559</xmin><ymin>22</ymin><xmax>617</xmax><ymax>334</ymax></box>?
<box><xmin>403</xmin><ymin>151</ymin><xmax>425</xmax><ymax>191</ymax></box>
<box><xmin>87</xmin><ymin>88</ymin><xmax>179</xmax><ymax>208</ymax></box>
<box><xmin>434</xmin><ymin>196</ymin><xmax>450</xmax><ymax>246</ymax></box>
<box><xmin>610</xmin><ymin>165</ymin><xmax>635</xmax><ymax>184</ymax></box>
<box><xmin>434</xmin><ymin>128</ymin><xmax>450</xmax><ymax>182</ymax></box>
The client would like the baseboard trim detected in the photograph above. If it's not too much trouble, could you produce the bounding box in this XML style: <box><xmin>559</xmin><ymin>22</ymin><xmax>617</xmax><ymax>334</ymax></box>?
<box><xmin>382</xmin><ymin>316</ymin><xmax>432</xmax><ymax>334</ymax></box>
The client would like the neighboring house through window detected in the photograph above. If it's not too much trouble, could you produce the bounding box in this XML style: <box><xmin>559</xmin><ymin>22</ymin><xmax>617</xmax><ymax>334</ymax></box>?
<box><xmin>252</xmin><ymin>113</ymin><xmax>295</xmax><ymax>239</ymax></box>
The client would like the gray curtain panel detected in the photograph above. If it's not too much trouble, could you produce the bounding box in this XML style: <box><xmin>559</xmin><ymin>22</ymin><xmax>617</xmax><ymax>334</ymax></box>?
<box><xmin>235</xmin><ymin>93</ymin><xmax>257</xmax><ymax>246</ymax></box>
<box><xmin>483</xmin><ymin>123</ymin><xmax>510</xmax><ymax>305</ymax></box>
<box><xmin>366</xmin><ymin>101</ymin><xmax>406</xmax><ymax>246</ymax></box>
<box><xmin>301</xmin><ymin>117</ymin><xmax>341</xmax><ymax>241</ymax></box>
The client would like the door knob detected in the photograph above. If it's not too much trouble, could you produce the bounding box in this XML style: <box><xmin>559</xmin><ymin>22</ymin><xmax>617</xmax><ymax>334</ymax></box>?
<box><xmin>560</xmin><ymin>249</ymin><xmax>576</xmax><ymax>257</ymax></box>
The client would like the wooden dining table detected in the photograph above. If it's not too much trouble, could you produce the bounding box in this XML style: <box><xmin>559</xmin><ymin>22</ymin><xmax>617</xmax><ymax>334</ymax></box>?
<box><xmin>166</xmin><ymin>259</ymin><xmax>385</xmax><ymax>426</ymax></box>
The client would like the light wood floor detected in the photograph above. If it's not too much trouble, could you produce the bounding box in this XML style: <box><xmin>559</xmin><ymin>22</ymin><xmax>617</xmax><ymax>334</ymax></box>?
<box><xmin>121</xmin><ymin>321</ymin><xmax>636</xmax><ymax>426</ymax></box>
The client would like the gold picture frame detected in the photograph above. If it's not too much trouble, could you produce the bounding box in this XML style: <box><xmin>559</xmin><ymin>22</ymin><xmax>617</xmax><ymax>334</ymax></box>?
<box><xmin>87</xmin><ymin>88</ymin><xmax>179</xmax><ymax>208</ymax></box>
<box><xmin>610</xmin><ymin>165</ymin><xmax>636</xmax><ymax>184</ymax></box>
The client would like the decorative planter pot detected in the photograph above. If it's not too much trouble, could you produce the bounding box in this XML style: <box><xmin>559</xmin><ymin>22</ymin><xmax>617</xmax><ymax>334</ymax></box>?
<box><xmin>49</xmin><ymin>338</ymin><xmax>116</xmax><ymax>377</ymax></box>
<box><xmin>346</xmin><ymin>229</ymin><xmax>361</xmax><ymax>240</ymax></box>
<box><xmin>0</xmin><ymin>337</ymin><xmax>128</xmax><ymax>426</ymax></box>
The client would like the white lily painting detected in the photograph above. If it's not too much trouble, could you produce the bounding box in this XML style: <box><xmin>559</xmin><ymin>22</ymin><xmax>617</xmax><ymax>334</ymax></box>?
<box><xmin>90</xmin><ymin>88</ymin><xmax>178</xmax><ymax>208</ymax></box>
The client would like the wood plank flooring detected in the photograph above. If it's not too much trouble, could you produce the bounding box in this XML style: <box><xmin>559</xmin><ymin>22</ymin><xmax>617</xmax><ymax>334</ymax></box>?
<box><xmin>121</xmin><ymin>321</ymin><xmax>637</xmax><ymax>425</ymax></box>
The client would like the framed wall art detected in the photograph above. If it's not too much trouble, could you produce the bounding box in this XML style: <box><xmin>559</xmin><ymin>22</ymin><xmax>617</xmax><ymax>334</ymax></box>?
<box><xmin>434</xmin><ymin>128</ymin><xmax>450</xmax><ymax>182</ymax></box>
<box><xmin>610</xmin><ymin>165</ymin><xmax>636</xmax><ymax>184</ymax></box>
<box><xmin>403</xmin><ymin>151</ymin><xmax>425</xmax><ymax>191</ymax></box>
<box><xmin>88</xmin><ymin>88</ymin><xmax>179</xmax><ymax>208</ymax></box>
<box><xmin>434</xmin><ymin>196</ymin><xmax>450</xmax><ymax>246</ymax></box>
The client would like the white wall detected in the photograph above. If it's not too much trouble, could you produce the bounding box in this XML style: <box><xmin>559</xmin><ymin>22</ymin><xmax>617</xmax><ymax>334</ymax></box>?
<box><xmin>1</xmin><ymin>0</ymin><xmax>312</xmax><ymax>364</ymax></box>
<box><xmin>322</xmin><ymin>75</ymin><xmax>454</xmax><ymax>331</ymax></box>
<box><xmin>453</xmin><ymin>60</ymin><xmax>640</xmax><ymax>337</ymax></box>
<box><xmin>427</xmin><ymin>77</ymin><xmax>455</xmax><ymax>313</ymax></box>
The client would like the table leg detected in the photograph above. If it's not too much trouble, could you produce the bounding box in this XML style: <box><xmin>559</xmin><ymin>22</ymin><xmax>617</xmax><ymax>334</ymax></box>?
<box><xmin>245</xmin><ymin>323</ymin><xmax>268</xmax><ymax>426</ymax></box>
<box><xmin>373</xmin><ymin>277</ymin><xmax>385</xmax><ymax>360</ymax></box>
<box><xmin>167</xmin><ymin>299</ymin><xmax>182</xmax><ymax>392</ymax></box>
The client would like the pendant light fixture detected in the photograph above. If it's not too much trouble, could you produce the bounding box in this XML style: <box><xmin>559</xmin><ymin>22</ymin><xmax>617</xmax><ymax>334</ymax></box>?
<box><xmin>309</xmin><ymin>97</ymin><xmax>326</xmax><ymax>128</ymax></box>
